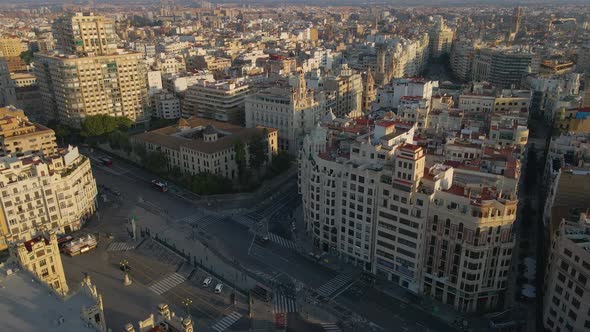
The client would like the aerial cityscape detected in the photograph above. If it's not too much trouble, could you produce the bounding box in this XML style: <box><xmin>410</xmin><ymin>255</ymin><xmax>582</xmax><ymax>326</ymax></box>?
<box><xmin>0</xmin><ymin>1</ymin><xmax>588</xmax><ymax>331</ymax></box>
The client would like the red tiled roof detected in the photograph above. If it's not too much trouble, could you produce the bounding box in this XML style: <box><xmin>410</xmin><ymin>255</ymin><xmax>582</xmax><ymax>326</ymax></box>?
<box><xmin>23</xmin><ymin>236</ymin><xmax>49</xmax><ymax>252</ymax></box>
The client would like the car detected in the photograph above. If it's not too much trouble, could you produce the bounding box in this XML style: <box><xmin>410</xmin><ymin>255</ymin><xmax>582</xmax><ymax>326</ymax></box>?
<box><xmin>202</xmin><ymin>276</ymin><xmax>212</xmax><ymax>287</ymax></box>
<box><xmin>152</xmin><ymin>179</ymin><xmax>169</xmax><ymax>192</ymax></box>
<box><xmin>100</xmin><ymin>157</ymin><xmax>113</xmax><ymax>166</ymax></box>
<box><xmin>255</xmin><ymin>235</ymin><xmax>270</xmax><ymax>246</ymax></box>
<box><xmin>214</xmin><ymin>283</ymin><xmax>223</xmax><ymax>294</ymax></box>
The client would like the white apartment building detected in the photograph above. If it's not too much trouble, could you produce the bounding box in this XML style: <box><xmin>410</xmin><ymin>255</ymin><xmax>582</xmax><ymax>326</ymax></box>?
<box><xmin>162</xmin><ymin>72</ymin><xmax>215</xmax><ymax>93</ymax></box>
<box><xmin>544</xmin><ymin>214</ymin><xmax>590</xmax><ymax>332</ymax></box>
<box><xmin>147</xmin><ymin>70</ymin><xmax>163</xmax><ymax>95</ymax></box>
<box><xmin>375</xmin><ymin>78</ymin><xmax>436</xmax><ymax>110</ymax></box>
<box><xmin>0</xmin><ymin>59</ymin><xmax>16</xmax><ymax>107</ymax></box>
<box><xmin>451</xmin><ymin>40</ymin><xmax>479</xmax><ymax>82</ymax></box>
<box><xmin>246</xmin><ymin>75</ymin><xmax>324</xmax><ymax>154</ymax></box>
<box><xmin>153</xmin><ymin>91</ymin><xmax>180</xmax><ymax>119</ymax></box>
<box><xmin>183</xmin><ymin>78</ymin><xmax>250</xmax><ymax>124</ymax></box>
<box><xmin>458</xmin><ymin>95</ymin><xmax>496</xmax><ymax>113</ymax></box>
<box><xmin>299</xmin><ymin>119</ymin><xmax>518</xmax><ymax>312</ymax></box>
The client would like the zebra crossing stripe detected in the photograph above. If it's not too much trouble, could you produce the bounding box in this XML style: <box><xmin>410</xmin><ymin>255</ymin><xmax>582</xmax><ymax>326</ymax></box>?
<box><xmin>316</xmin><ymin>274</ymin><xmax>353</xmax><ymax>298</ymax></box>
<box><xmin>273</xmin><ymin>294</ymin><xmax>297</xmax><ymax>314</ymax></box>
<box><xmin>107</xmin><ymin>242</ymin><xmax>135</xmax><ymax>251</ymax></box>
<box><xmin>148</xmin><ymin>273</ymin><xmax>185</xmax><ymax>295</ymax></box>
<box><xmin>321</xmin><ymin>323</ymin><xmax>341</xmax><ymax>331</ymax></box>
<box><xmin>267</xmin><ymin>233</ymin><xmax>299</xmax><ymax>250</ymax></box>
<box><xmin>211</xmin><ymin>311</ymin><xmax>242</xmax><ymax>332</ymax></box>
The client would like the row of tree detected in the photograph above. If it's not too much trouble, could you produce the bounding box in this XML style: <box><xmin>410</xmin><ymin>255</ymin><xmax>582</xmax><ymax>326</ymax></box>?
<box><xmin>51</xmin><ymin>116</ymin><xmax>292</xmax><ymax>195</ymax></box>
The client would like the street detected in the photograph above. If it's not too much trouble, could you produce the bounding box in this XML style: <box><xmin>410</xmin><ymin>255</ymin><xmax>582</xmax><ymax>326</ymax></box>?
<box><xmin>62</xmin><ymin>151</ymin><xmax>461</xmax><ymax>332</ymax></box>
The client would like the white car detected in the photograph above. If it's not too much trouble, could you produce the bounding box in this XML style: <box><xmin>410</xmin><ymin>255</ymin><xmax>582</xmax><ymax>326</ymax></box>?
<box><xmin>202</xmin><ymin>277</ymin><xmax>212</xmax><ymax>287</ymax></box>
<box><xmin>214</xmin><ymin>283</ymin><xmax>223</xmax><ymax>294</ymax></box>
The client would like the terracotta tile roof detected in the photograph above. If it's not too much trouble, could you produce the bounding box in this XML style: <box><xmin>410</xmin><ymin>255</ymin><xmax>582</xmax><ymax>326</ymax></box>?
<box><xmin>134</xmin><ymin>117</ymin><xmax>276</xmax><ymax>154</ymax></box>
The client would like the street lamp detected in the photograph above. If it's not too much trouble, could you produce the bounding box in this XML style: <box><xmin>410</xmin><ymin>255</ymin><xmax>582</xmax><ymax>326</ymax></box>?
<box><xmin>120</xmin><ymin>259</ymin><xmax>131</xmax><ymax>286</ymax></box>
<box><xmin>182</xmin><ymin>298</ymin><xmax>193</xmax><ymax>317</ymax></box>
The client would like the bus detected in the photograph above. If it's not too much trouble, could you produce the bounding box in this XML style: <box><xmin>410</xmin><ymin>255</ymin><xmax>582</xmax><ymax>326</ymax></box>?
<box><xmin>62</xmin><ymin>234</ymin><xmax>98</xmax><ymax>256</ymax></box>
<box><xmin>57</xmin><ymin>235</ymin><xmax>74</xmax><ymax>253</ymax></box>
<box><xmin>151</xmin><ymin>179</ymin><xmax>169</xmax><ymax>192</ymax></box>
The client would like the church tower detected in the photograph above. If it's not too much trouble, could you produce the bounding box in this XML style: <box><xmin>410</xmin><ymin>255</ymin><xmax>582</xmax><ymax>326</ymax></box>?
<box><xmin>362</xmin><ymin>70</ymin><xmax>376</xmax><ymax>113</ymax></box>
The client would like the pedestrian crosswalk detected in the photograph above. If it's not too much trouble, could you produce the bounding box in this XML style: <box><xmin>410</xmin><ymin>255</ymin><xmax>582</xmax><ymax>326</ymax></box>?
<box><xmin>316</xmin><ymin>274</ymin><xmax>354</xmax><ymax>298</ymax></box>
<box><xmin>273</xmin><ymin>294</ymin><xmax>297</xmax><ymax>314</ymax></box>
<box><xmin>106</xmin><ymin>242</ymin><xmax>136</xmax><ymax>251</ymax></box>
<box><xmin>267</xmin><ymin>233</ymin><xmax>300</xmax><ymax>250</ymax></box>
<box><xmin>148</xmin><ymin>272</ymin><xmax>186</xmax><ymax>295</ymax></box>
<box><xmin>320</xmin><ymin>323</ymin><xmax>342</xmax><ymax>331</ymax></box>
<box><xmin>210</xmin><ymin>311</ymin><xmax>242</xmax><ymax>332</ymax></box>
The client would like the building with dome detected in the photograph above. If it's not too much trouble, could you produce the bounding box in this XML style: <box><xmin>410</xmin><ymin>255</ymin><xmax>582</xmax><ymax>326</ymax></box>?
<box><xmin>132</xmin><ymin>117</ymin><xmax>277</xmax><ymax>180</ymax></box>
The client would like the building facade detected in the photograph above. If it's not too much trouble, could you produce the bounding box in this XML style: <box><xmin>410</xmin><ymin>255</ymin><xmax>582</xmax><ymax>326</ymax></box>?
<box><xmin>0</xmin><ymin>146</ymin><xmax>97</xmax><ymax>249</ymax></box>
<box><xmin>543</xmin><ymin>214</ymin><xmax>590</xmax><ymax>332</ymax></box>
<box><xmin>246</xmin><ymin>75</ymin><xmax>324</xmax><ymax>154</ymax></box>
<box><xmin>183</xmin><ymin>79</ymin><xmax>250</xmax><ymax>125</ymax></box>
<box><xmin>133</xmin><ymin>118</ymin><xmax>277</xmax><ymax>180</ymax></box>
<box><xmin>0</xmin><ymin>107</ymin><xmax>57</xmax><ymax>157</ymax></box>
<box><xmin>11</xmin><ymin>231</ymin><xmax>69</xmax><ymax>295</ymax></box>
<box><xmin>299</xmin><ymin>119</ymin><xmax>518</xmax><ymax>312</ymax></box>
<box><xmin>35</xmin><ymin>52</ymin><xmax>149</xmax><ymax>126</ymax></box>
<box><xmin>52</xmin><ymin>12</ymin><xmax>117</xmax><ymax>56</ymax></box>
<box><xmin>153</xmin><ymin>91</ymin><xmax>180</xmax><ymax>119</ymax></box>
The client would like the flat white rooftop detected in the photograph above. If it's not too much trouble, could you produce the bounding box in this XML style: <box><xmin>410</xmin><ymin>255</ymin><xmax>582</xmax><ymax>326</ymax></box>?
<box><xmin>0</xmin><ymin>265</ymin><xmax>96</xmax><ymax>332</ymax></box>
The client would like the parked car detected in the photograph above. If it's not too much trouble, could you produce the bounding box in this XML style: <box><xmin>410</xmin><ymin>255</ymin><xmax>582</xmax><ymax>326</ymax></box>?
<box><xmin>202</xmin><ymin>276</ymin><xmax>212</xmax><ymax>287</ymax></box>
<box><xmin>215</xmin><ymin>283</ymin><xmax>223</xmax><ymax>294</ymax></box>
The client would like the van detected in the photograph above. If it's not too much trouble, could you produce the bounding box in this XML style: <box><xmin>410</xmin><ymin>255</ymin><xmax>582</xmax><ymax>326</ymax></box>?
<box><xmin>202</xmin><ymin>276</ymin><xmax>212</xmax><ymax>287</ymax></box>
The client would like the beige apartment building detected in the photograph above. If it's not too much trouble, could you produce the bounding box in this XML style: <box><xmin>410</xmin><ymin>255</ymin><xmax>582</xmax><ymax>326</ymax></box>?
<box><xmin>0</xmin><ymin>145</ymin><xmax>97</xmax><ymax>250</ymax></box>
<box><xmin>0</xmin><ymin>107</ymin><xmax>57</xmax><ymax>157</ymax></box>
<box><xmin>0</xmin><ymin>36</ymin><xmax>26</xmax><ymax>58</ymax></box>
<box><xmin>11</xmin><ymin>231</ymin><xmax>69</xmax><ymax>295</ymax></box>
<box><xmin>430</xmin><ymin>18</ymin><xmax>454</xmax><ymax>59</ymax></box>
<box><xmin>189</xmin><ymin>55</ymin><xmax>232</xmax><ymax>71</ymax></box>
<box><xmin>52</xmin><ymin>12</ymin><xmax>117</xmax><ymax>56</ymax></box>
<box><xmin>133</xmin><ymin>117</ymin><xmax>277</xmax><ymax>180</ymax></box>
<box><xmin>182</xmin><ymin>79</ymin><xmax>250</xmax><ymax>124</ymax></box>
<box><xmin>34</xmin><ymin>52</ymin><xmax>149</xmax><ymax>126</ymax></box>
<box><xmin>543</xmin><ymin>214</ymin><xmax>590</xmax><ymax>332</ymax></box>
<box><xmin>246</xmin><ymin>75</ymin><xmax>324</xmax><ymax>154</ymax></box>
<box><xmin>323</xmin><ymin>64</ymin><xmax>363</xmax><ymax>118</ymax></box>
<box><xmin>422</xmin><ymin>167</ymin><xmax>517</xmax><ymax>312</ymax></box>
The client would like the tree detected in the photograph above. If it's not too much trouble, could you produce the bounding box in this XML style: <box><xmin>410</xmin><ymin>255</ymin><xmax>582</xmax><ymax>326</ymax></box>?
<box><xmin>133</xmin><ymin>143</ymin><xmax>147</xmax><ymax>159</ymax></box>
<box><xmin>144</xmin><ymin>151</ymin><xmax>168</xmax><ymax>175</ymax></box>
<box><xmin>269</xmin><ymin>151</ymin><xmax>292</xmax><ymax>176</ymax></box>
<box><xmin>234</xmin><ymin>140</ymin><xmax>247</xmax><ymax>179</ymax></box>
<box><xmin>150</xmin><ymin>117</ymin><xmax>177</xmax><ymax>130</ymax></box>
<box><xmin>81</xmin><ymin>115</ymin><xmax>132</xmax><ymax>138</ymax></box>
<box><xmin>248</xmin><ymin>132</ymin><xmax>268</xmax><ymax>172</ymax></box>
<box><xmin>19</xmin><ymin>50</ymin><xmax>35</xmax><ymax>65</ymax></box>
